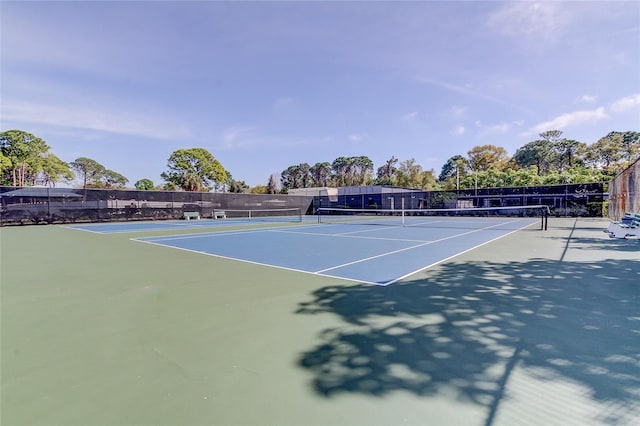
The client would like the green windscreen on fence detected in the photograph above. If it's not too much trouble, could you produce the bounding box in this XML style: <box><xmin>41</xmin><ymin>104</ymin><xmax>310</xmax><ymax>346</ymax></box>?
<box><xmin>0</xmin><ymin>187</ymin><xmax>313</xmax><ymax>225</ymax></box>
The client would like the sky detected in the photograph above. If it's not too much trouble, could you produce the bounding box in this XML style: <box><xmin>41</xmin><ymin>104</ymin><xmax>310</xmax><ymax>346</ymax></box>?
<box><xmin>1</xmin><ymin>1</ymin><xmax>639</xmax><ymax>188</ymax></box>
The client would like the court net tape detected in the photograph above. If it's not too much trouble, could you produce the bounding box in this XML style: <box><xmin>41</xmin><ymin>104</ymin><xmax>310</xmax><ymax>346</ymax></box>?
<box><xmin>213</xmin><ymin>208</ymin><xmax>303</xmax><ymax>223</ymax></box>
<box><xmin>316</xmin><ymin>205</ymin><xmax>549</xmax><ymax>230</ymax></box>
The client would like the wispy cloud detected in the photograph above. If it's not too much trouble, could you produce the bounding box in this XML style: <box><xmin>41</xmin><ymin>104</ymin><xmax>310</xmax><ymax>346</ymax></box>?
<box><xmin>486</xmin><ymin>2</ymin><xmax>572</xmax><ymax>41</ymax></box>
<box><xmin>218</xmin><ymin>126</ymin><xmax>304</xmax><ymax>151</ymax></box>
<box><xmin>529</xmin><ymin>107</ymin><xmax>609</xmax><ymax>134</ymax></box>
<box><xmin>413</xmin><ymin>76</ymin><xmax>527</xmax><ymax>111</ymax></box>
<box><xmin>451</xmin><ymin>106</ymin><xmax>467</xmax><ymax>118</ymax></box>
<box><xmin>402</xmin><ymin>111</ymin><xmax>418</xmax><ymax>121</ymax></box>
<box><xmin>273</xmin><ymin>97</ymin><xmax>296</xmax><ymax>110</ymax></box>
<box><xmin>611</xmin><ymin>93</ymin><xmax>640</xmax><ymax>112</ymax></box>
<box><xmin>221</xmin><ymin>126</ymin><xmax>256</xmax><ymax>150</ymax></box>
<box><xmin>576</xmin><ymin>95</ymin><xmax>597</xmax><ymax>104</ymax></box>
<box><xmin>1</xmin><ymin>101</ymin><xmax>190</xmax><ymax>140</ymax></box>
<box><xmin>475</xmin><ymin>121</ymin><xmax>520</xmax><ymax>136</ymax></box>
<box><xmin>452</xmin><ymin>125</ymin><xmax>466</xmax><ymax>136</ymax></box>
<box><xmin>348</xmin><ymin>133</ymin><xmax>368</xmax><ymax>142</ymax></box>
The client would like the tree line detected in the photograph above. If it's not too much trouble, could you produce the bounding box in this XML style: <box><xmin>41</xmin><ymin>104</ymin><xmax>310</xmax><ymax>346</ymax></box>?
<box><xmin>438</xmin><ymin>130</ymin><xmax>638</xmax><ymax>190</ymax></box>
<box><xmin>279</xmin><ymin>156</ymin><xmax>438</xmax><ymax>192</ymax></box>
<box><xmin>0</xmin><ymin>130</ymin><xmax>231</xmax><ymax>192</ymax></box>
<box><xmin>280</xmin><ymin>130</ymin><xmax>639</xmax><ymax>192</ymax></box>
<box><xmin>1</xmin><ymin>128</ymin><xmax>638</xmax><ymax>193</ymax></box>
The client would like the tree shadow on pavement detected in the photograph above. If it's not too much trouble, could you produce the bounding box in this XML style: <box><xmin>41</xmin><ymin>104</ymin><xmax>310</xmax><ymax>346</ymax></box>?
<box><xmin>551</xmin><ymin>235</ymin><xmax>640</xmax><ymax>252</ymax></box>
<box><xmin>296</xmin><ymin>257</ymin><xmax>640</xmax><ymax>425</ymax></box>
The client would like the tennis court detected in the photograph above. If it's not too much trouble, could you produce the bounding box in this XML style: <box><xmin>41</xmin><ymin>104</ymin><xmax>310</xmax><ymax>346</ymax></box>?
<box><xmin>129</xmin><ymin>215</ymin><xmax>540</xmax><ymax>285</ymax></box>
<box><xmin>2</xmin><ymin>214</ymin><xmax>639</xmax><ymax>425</ymax></box>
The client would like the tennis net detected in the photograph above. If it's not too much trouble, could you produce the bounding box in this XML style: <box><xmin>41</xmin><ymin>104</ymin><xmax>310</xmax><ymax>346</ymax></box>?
<box><xmin>214</xmin><ymin>208</ymin><xmax>303</xmax><ymax>223</ymax></box>
<box><xmin>317</xmin><ymin>205</ymin><xmax>549</xmax><ymax>230</ymax></box>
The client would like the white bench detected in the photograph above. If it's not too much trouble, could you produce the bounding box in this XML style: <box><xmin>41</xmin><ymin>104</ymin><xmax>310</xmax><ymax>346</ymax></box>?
<box><xmin>610</xmin><ymin>213</ymin><xmax>640</xmax><ymax>238</ymax></box>
<box><xmin>183</xmin><ymin>211</ymin><xmax>200</xmax><ymax>220</ymax></box>
<box><xmin>608</xmin><ymin>212</ymin><xmax>633</xmax><ymax>233</ymax></box>
<box><xmin>213</xmin><ymin>210</ymin><xmax>226</xmax><ymax>219</ymax></box>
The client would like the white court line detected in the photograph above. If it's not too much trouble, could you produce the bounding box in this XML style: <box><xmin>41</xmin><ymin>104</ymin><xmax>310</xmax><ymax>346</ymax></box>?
<box><xmin>317</xmin><ymin>221</ymin><xmax>439</xmax><ymax>235</ymax></box>
<box><xmin>63</xmin><ymin>220</ymin><xmax>212</xmax><ymax>234</ymax></box>
<box><xmin>136</xmin><ymin>222</ymin><xmax>329</xmax><ymax>242</ymax></box>
<box><xmin>381</xmin><ymin>219</ymin><xmax>538</xmax><ymax>285</ymax></box>
<box><xmin>65</xmin><ymin>215</ymin><xmax>310</xmax><ymax>235</ymax></box>
<box><xmin>270</xmin><ymin>228</ymin><xmax>430</xmax><ymax>243</ymax></box>
<box><xmin>314</xmin><ymin>218</ymin><xmax>534</xmax><ymax>274</ymax></box>
<box><xmin>140</xmin><ymin>228</ymin><xmax>274</xmax><ymax>242</ymax></box>
<box><xmin>403</xmin><ymin>219</ymin><xmax>447</xmax><ymax>227</ymax></box>
<box><xmin>133</xmin><ymin>238</ymin><xmax>375</xmax><ymax>285</ymax></box>
<box><xmin>331</xmin><ymin>225</ymin><xmax>406</xmax><ymax>235</ymax></box>
<box><xmin>61</xmin><ymin>225</ymin><xmax>109</xmax><ymax>234</ymax></box>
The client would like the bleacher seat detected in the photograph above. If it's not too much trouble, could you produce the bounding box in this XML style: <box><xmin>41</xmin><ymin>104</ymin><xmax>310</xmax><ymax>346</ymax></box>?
<box><xmin>610</xmin><ymin>213</ymin><xmax>640</xmax><ymax>238</ymax></box>
<box><xmin>608</xmin><ymin>212</ymin><xmax>634</xmax><ymax>233</ymax></box>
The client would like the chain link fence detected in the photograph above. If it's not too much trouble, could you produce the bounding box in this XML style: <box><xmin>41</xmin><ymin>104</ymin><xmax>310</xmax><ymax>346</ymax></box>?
<box><xmin>0</xmin><ymin>187</ymin><xmax>314</xmax><ymax>225</ymax></box>
<box><xmin>1</xmin><ymin>182</ymin><xmax>606</xmax><ymax>225</ymax></box>
<box><xmin>314</xmin><ymin>183</ymin><xmax>605</xmax><ymax>217</ymax></box>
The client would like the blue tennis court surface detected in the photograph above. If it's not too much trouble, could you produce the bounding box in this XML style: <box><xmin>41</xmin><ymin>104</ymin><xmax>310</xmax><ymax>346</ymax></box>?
<box><xmin>132</xmin><ymin>217</ymin><xmax>540</xmax><ymax>285</ymax></box>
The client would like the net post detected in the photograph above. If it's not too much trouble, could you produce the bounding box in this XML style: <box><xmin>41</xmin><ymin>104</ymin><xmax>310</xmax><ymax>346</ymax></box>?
<box><xmin>401</xmin><ymin>198</ymin><xmax>405</xmax><ymax>226</ymax></box>
<box><xmin>539</xmin><ymin>206</ymin><xmax>548</xmax><ymax>231</ymax></box>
